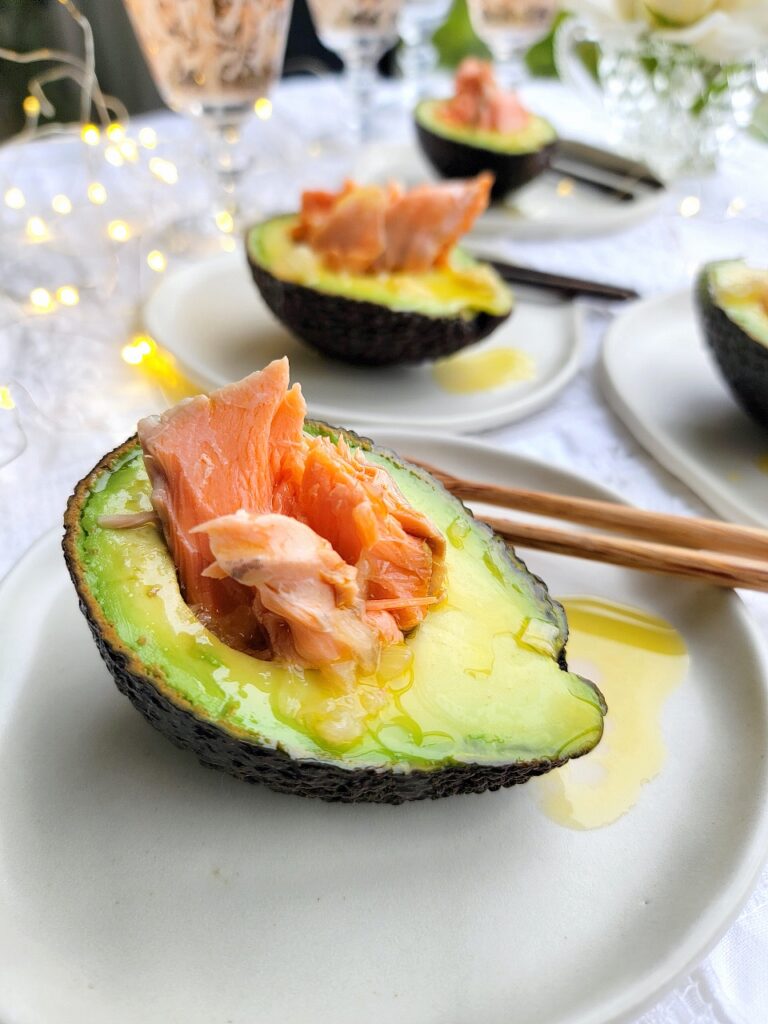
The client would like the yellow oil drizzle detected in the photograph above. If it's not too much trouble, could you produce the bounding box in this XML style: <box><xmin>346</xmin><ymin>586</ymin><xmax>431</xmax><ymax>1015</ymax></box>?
<box><xmin>757</xmin><ymin>454</ymin><xmax>768</xmax><ymax>474</ymax></box>
<box><xmin>432</xmin><ymin>347</ymin><xmax>535</xmax><ymax>394</ymax></box>
<box><xmin>531</xmin><ymin>597</ymin><xmax>688</xmax><ymax>830</ymax></box>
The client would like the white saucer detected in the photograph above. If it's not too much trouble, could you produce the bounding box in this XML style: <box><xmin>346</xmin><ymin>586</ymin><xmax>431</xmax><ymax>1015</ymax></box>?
<box><xmin>2</xmin><ymin>436</ymin><xmax>768</xmax><ymax>1024</ymax></box>
<box><xmin>144</xmin><ymin>252</ymin><xmax>582</xmax><ymax>433</ymax></box>
<box><xmin>601</xmin><ymin>290</ymin><xmax>768</xmax><ymax>527</ymax></box>
<box><xmin>354</xmin><ymin>141</ymin><xmax>665</xmax><ymax>241</ymax></box>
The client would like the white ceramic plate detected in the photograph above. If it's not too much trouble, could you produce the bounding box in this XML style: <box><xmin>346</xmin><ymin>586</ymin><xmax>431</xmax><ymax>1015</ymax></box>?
<box><xmin>354</xmin><ymin>141</ymin><xmax>665</xmax><ymax>241</ymax></box>
<box><xmin>3</xmin><ymin>436</ymin><xmax>768</xmax><ymax>1024</ymax></box>
<box><xmin>144</xmin><ymin>252</ymin><xmax>581</xmax><ymax>433</ymax></box>
<box><xmin>601</xmin><ymin>290</ymin><xmax>768</xmax><ymax>527</ymax></box>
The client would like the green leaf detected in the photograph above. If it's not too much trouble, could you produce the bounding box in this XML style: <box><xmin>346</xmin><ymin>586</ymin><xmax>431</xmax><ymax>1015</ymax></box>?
<box><xmin>433</xmin><ymin>0</ymin><xmax>490</xmax><ymax>68</ymax></box>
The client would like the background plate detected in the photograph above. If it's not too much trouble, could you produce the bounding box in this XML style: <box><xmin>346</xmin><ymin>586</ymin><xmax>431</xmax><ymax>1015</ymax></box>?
<box><xmin>2</xmin><ymin>437</ymin><xmax>768</xmax><ymax>1024</ymax></box>
<box><xmin>354</xmin><ymin>141</ymin><xmax>665</xmax><ymax>241</ymax></box>
<box><xmin>144</xmin><ymin>252</ymin><xmax>581</xmax><ymax>433</ymax></box>
<box><xmin>601</xmin><ymin>290</ymin><xmax>768</xmax><ymax>527</ymax></box>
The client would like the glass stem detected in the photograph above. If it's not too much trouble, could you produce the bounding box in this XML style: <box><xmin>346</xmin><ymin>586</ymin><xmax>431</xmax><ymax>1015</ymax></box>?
<box><xmin>398</xmin><ymin>31</ymin><xmax>438</xmax><ymax>105</ymax></box>
<box><xmin>492</xmin><ymin>43</ymin><xmax>527</xmax><ymax>91</ymax></box>
<box><xmin>202</xmin><ymin>113</ymin><xmax>250</xmax><ymax>233</ymax></box>
<box><xmin>344</xmin><ymin>54</ymin><xmax>378</xmax><ymax>144</ymax></box>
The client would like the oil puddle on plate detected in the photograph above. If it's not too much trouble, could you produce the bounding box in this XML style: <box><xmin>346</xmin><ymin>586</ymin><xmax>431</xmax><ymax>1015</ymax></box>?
<box><xmin>531</xmin><ymin>597</ymin><xmax>689</xmax><ymax>830</ymax></box>
<box><xmin>432</xmin><ymin>346</ymin><xmax>535</xmax><ymax>394</ymax></box>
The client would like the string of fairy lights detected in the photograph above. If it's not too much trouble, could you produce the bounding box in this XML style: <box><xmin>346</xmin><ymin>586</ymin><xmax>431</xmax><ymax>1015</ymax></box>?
<box><xmin>0</xmin><ymin>0</ymin><xmax>207</xmax><ymax>408</ymax></box>
<box><xmin>0</xmin><ymin>2</ymin><xmax>276</xmax><ymax>401</ymax></box>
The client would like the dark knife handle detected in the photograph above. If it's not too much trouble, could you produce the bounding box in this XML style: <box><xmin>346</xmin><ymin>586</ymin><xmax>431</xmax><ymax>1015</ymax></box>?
<box><xmin>546</xmin><ymin>163</ymin><xmax>636</xmax><ymax>203</ymax></box>
<box><xmin>488</xmin><ymin>260</ymin><xmax>639</xmax><ymax>301</ymax></box>
<box><xmin>555</xmin><ymin>138</ymin><xmax>664</xmax><ymax>190</ymax></box>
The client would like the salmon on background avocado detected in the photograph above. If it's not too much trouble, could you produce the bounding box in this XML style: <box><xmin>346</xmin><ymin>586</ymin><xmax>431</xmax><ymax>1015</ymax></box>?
<box><xmin>291</xmin><ymin>173</ymin><xmax>494</xmax><ymax>275</ymax></box>
<box><xmin>136</xmin><ymin>358</ymin><xmax>445</xmax><ymax>683</ymax></box>
<box><xmin>440</xmin><ymin>58</ymin><xmax>533</xmax><ymax>136</ymax></box>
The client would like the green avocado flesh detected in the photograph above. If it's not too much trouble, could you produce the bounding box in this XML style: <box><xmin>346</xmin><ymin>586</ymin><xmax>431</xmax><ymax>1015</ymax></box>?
<box><xmin>415</xmin><ymin>99</ymin><xmax>557</xmax><ymax>155</ymax></box>
<box><xmin>707</xmin><ymin>261</ymin><xmax>768</xmax><ymax>348</ymax></box>
<box><xmin>74</xmin><ymin>432</ymin><xmax>604</xmax><ymax>773</ymax></box>
<box><xmin>246</xmin><ymin>215</ymin><xmax>513</xmax><ymax>320</ymax></box>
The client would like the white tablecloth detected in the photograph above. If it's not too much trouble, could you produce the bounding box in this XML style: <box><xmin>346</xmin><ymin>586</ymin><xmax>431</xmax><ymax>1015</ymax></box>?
<box><xmin>1</xmin><ymin>76</ymin><xmax>767</xmax><ymax>1022</ymax></box>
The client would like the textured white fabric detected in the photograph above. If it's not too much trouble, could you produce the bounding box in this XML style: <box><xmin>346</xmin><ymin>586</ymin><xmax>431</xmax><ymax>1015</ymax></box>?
<box><xmin>1</xmin><ymin>76</ymin><xmax>767</xmax><ymax>1023</ymax></box>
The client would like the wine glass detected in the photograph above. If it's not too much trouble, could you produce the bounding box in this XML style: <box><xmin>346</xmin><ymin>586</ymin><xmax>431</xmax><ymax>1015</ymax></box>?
<box><xmin>398</xmin><ymin>0</ymin><xmax>453</xmax><ymax>104</ymax></box>
<box><xmin>467</xmin><ymin>0</ymin><xmax>558</xmax><ymax>89</ymax></box>
<box><xmin>306</xmin><ymin>0</ymin><xmax>404</xmax><ymax>143</ymax></box>
<box><xmin>122</xmin><ymin>0</ymin><xmax>294</xmax><ymax>255</ymax></box>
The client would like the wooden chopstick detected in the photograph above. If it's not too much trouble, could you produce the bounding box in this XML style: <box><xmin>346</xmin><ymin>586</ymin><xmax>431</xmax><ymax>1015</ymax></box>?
<box><xmin>408</xmin><ymin>459</ymin><xmax>768</xmax><ymax>592</ymax></box>
<box><xmin>483</xmin><ymin>515</ymin><xmax>768</xmax><ymax>592</ymax></box>
<box><xmin>413</xmin><ymin>461</ymin><xmax>768</xmax><ymax>561</ymax></box>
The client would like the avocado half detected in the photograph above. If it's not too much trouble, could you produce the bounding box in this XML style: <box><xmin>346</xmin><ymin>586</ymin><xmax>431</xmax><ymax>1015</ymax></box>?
<box><xmin>695</xmin><ymin>260</ymin><xmax>768</xmax><ymax>430</ymax></box>
<box><xmin>415</xmin><ymin>99</ymin><xmax>557</xmax><ymax>201</ymax></box>
<box><xmin>246</xmin><ymin>214</ymin><xmax>513</xmax><ymax>367</ymax></box>
<box><xmin>63</xmin><ymin>427</ymin><xmax>606</xmax><ymax>804</ymax></box>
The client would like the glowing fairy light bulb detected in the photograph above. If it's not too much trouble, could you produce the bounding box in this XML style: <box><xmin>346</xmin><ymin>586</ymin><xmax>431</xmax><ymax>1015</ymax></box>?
<box><xmin>22</xmin><ymin>95</ymin><xmax>41</xmax><ymax>117</ymax></box>
<box><xmin>556</xmin><ymin>178</ymin><xmax>575</xmax><ymax>198</ymax></box>
<box><xmin>0</xmin><ymin>386</ymin><xmax>14</xmax><ymax>411</ymax></box>
<box><xmin>121</xmin><ymin>334</ymin><xmax>156</xmax><ymax>365</ymax></box>
<box><xmin>138</xmin><ymin>127</ymin><xmax>157</xmax><ymax>149</ymax></box>
<box><xmin>29</xmin><ymin>287</ymin><xmax>55</xmax><ymax>312</ymax></box>
<box><xmin>51</xmin><ymin>194</ymin><xmax>73</xmax><ymax>215</ymax></box>
<box><xmin>107</xmin><ymin>220</ymin><xmax>131</xmax><ymax>242</ymax></box>
<box><xmin>149</xmin><ymin>157</ymin><xmax>179</xmax><ymax>184</ymax></box>
<box><xmin>146</xmin><ymin>249</ymin><xmax>167</xmax><ymax>273</ymax></box>
<box><xmin>106</xmin><ymin>122</ymin><xmax>125</xmax><ymax>142</ymax></box>
<box><xmin>56</xmin><ymin>285</ymin><xmax>80</xmax><ymax>307</ymax></box>
<box><xmin>215</xmin><ymin>210</ymin><xmax>234</xmax><ymax>234</ymax></box>
<box><xmin>104</xmin><ymin>145</ymin><xmax>124</xmax><ymax>167</ymax></box>
<box><xmin>254</xmin><ymin>97</ymin><xmax>272</xmax><ymax>120</ymax></box>
<box><xmin>119</xmin><ymin>139</ymin><xmax>139</xmax><ymax>163</ymax></box>
<box><xmin>25</xmin><ymin>216</ymin><xmax>49</xmax><ymax>241</ymax></box>
<box><xmin>87</xmin><ymin>182</ymin><xmax>108</xmax><ymax>205</ymax></box>
<box><xmin>679</xmin><ymin>196</ymin><xmax>701</xmax><ymax>218</ymax></box>
<box><xmin>81</xmin><ymin>122</ymin><xmax>101</xmax><ymax>146</ymax></box>
<box><xmin>121</xmin><ymin>343</ymin><xmax>143</xmax><ymax>365</ymax></box>
<box><xmin>4</xmin><ymin>188</ymin><xmax>25</xmax><ymax>210</ymax></box>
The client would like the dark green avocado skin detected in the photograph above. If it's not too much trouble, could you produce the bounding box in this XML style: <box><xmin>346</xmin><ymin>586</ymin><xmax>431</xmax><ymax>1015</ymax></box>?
<box><xmin>695</xmin><ymin>266</ymin><xmax>768</xmax><ymax>430</ymax></box>
<box><xmin>63</xmin><ymin>434</ymin><xmax>598</xmax><ymax>805</ymax></box>
<box><xmin>248</xmin><ymin>260</ymin><xmax>510</xmax><ymax>367</ymax></box>
<box><xmin>415</xmin><ymin>121</ymin><xmax>556</xmax><ymax>201</ymax></box>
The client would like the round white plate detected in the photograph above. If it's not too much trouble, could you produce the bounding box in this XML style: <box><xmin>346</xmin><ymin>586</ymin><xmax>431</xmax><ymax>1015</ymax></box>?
<box><xmin>601</xmin><ymin>290</ymin><xmax>768</xmax><ymax>527</ymax></box>
<box><xmin>2</xmin><ymin>436</ymin><xmax>768</xmax><ymax>1024</ymax></box>
<box><xmin>354</xmin><ymin>141</ymin><xmax>665</xmax><ymax>241</ymax></box>
<box><xmin>144</xmin><ymin>252</ymin><xmax>581</xmax><ymax>433</ymax></box>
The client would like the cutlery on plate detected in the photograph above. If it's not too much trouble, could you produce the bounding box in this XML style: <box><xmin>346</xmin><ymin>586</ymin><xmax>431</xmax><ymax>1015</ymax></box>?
<box><xmin>552</xmin><ymin>139</ymin><xmax>665</xmax><ymax>189</ymax></box>
<box><xmin>480</xmin><ymin>259</ymin><xmax>639</xmax><ymax>301</ymax></box>
<box><xmin>411</xmin><ymin>461</ymin><xmax>768</xmax><ymax>592</ymax></box>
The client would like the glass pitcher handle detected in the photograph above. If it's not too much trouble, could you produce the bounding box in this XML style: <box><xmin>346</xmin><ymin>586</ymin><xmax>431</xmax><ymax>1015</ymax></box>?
<box><xmin>554</xmin><ymin>16</ymin><xmax>603</xmax><ymax>110</ymax></box>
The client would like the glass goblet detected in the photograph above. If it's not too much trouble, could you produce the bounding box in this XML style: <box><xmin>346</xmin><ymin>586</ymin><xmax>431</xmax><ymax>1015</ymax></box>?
<box><xmin>467</xmin><ymin>0</ymin><xmax>558</xmax><ymax>89</ymax></box>
<box><xmin>122</xmin><ymin>0</ymin><xmax>294</xmax><ymax>255</ymax></box>
<box><xmin>306</xmin><ymin>0</ymin><xmax>404</xmax><ymax>143</ymax></box>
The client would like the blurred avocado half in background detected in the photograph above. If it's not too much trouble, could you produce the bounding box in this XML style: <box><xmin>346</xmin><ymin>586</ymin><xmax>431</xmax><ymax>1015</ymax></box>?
<box><xmin>696</xmin><ymin>261</ymin><xmax>768</xmax><ymax>430</ymax></box>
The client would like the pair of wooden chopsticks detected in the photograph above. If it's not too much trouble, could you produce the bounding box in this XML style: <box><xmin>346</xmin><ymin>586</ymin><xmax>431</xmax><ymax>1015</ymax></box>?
<box><xmin>412</xmin><ymin>460</ymin><xmax>768</xmax><ymax>592</ymax></box>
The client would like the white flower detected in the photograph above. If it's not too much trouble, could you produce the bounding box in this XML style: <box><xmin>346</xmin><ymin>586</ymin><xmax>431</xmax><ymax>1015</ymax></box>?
<box><xmin>565</xmin><ymin>0</ymin><xmax>768</xmax><ymax>59</ymax></box>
